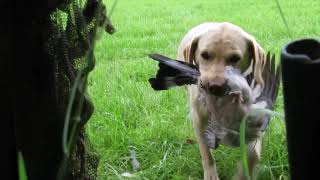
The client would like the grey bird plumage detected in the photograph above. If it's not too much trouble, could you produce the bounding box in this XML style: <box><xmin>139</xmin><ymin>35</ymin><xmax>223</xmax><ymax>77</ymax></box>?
<box><xmin>204</xmin><ymin>53</ymin><xmax>280</xmax><ymax>149</ymax></box>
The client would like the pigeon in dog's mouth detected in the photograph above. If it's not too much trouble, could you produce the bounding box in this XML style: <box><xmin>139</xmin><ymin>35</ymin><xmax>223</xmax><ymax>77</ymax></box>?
<box><xmin>147</xmin><ymin>52</ymin><xmax>280</xmax><ymax>149</ymax></box>
<box><xmin>202</xmin><ymin>66</ymin><xmax>255</xmax><ymax>148</ymax></box>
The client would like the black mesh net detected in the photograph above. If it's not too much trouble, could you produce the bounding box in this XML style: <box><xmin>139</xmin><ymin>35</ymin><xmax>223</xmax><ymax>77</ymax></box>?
<box><xmin>40</xmin><ymin>0</ymin><xmax>114</xmax><ymax>179</ymax></box>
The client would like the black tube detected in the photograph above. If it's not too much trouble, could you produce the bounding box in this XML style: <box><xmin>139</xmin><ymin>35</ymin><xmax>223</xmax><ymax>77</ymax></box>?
<box><xmin>281</xmin><ymin>38</ymin><xmax>320</xmax><ymax>180</ymax></box>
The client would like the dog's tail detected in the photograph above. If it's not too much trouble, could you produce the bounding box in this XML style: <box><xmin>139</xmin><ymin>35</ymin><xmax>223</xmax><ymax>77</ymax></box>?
<box><xmin>148</xmin><ymin>53</ymin><xmax>200</xmax><ymax>90</ymax></box>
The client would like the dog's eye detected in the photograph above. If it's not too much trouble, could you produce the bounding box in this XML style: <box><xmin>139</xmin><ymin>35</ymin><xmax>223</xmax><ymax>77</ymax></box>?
<box><xmin>228</xmin><ymin>55</ymin><xmax>241</xmax><ymax>64</ymax></box>
<box><xmin>201</xmin><ymin>51</ymin><xmax>210</xmax><ymax>60</ymax></box>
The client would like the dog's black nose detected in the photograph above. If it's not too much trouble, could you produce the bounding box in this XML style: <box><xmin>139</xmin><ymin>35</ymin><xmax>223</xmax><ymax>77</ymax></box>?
<box><xmin>208</xmin><ymin>80</ymin><xmax>229</xmax><ymax>97</ymax></box>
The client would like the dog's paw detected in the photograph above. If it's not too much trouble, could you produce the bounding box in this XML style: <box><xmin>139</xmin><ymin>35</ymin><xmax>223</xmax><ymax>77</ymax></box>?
<box><xmin>204</xmin><ymin>169</ymin><xmax>220</xmax><ymax>180</ymax></box>
<box><xmin>231</xmin><ymin>173</ymin><xmax>249</xmax><ymax>180</ymax></box>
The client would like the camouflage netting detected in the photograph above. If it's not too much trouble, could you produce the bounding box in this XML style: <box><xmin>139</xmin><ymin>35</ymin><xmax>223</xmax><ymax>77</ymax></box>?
<box><xmin>41</xmin><ymin>0</ymin><xmax>114</xmax><ymax>179</ymax></box>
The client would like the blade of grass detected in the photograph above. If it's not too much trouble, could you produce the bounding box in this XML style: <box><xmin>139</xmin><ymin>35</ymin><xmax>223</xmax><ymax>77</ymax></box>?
<box><xmin>274</xmin><ymin>0</ymin><xmax>292</xmax><ymax>38</ymax></box>
<box><xmin>18</xmin><ymin>152</ymin><xmax>28</xmax><ymax>180</ymax></box>
<box><xmin>108</xmin><ymin>0</ymin><xmax>119</xmax><ymax>17</ymax></box>
<box><xmin>240</xmin><ymin>108</ymin><xmax>285</xmax><ymax>180</ymax></box>
<box><xmin>240</xmin><ymin>119</ymin><xmax>251</xmax><ymax>180</ymax></box>
<box><xmin>62</xmin><ymin>71</ymin><xmax>83</xmax><ymax>155</ymax></box>
<box><xmin>249</xmin><ymin>108</ymin><xmax>284</xmax><ymax>120</ymax></box>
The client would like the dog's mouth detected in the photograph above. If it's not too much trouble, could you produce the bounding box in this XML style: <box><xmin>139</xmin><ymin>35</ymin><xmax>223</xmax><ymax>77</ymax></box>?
<box><xmin>200</xmin><ymin>79</ymin><xmax>231</xmax><ymax>97</ymax></box>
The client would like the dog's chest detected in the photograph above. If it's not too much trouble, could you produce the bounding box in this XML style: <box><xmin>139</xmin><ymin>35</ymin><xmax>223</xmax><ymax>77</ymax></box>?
<box><xmin>210</xmin><ymin>96</ymin><xmax>249</xmax><ymax>129</ymax></box>
<box><xmin>204</xmin><ymin>96</ymin><xmax>252</xmax><ymax>148</ymax></box>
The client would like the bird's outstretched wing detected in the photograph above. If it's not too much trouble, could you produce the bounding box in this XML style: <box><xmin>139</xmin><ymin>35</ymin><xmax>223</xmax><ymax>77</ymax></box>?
<box><xmin>148</xmin><ymin>53</ymin><xmax>200</xmax><ymax>90</ymax></box>
<box><xmin>257</xmin><ymin>52</ymin><xmax>281</xmax><ymax>109</ymax></box>
<box><xmin>250</xmin><ymin>52</ymin><xmax>281</xmax><ymax>131</ymax></box>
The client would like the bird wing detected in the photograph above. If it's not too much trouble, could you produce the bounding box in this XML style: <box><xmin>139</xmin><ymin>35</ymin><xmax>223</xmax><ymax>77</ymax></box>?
<box><xmin>148</xmin><ymin>53</ymin><xmax>201</xmax><ymax>90</ymax></box>
<box><xmin>256</xmin><ymin>52</ymin><xmax>281</xmax><ymax>109</ymax></box>
<box><xmin>249</xmin><ymin>52</ymin><xmax>281</xmax><ymax>131</ymax></box>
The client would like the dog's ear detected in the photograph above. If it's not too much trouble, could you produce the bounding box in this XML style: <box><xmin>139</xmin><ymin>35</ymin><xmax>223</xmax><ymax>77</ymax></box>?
<box><xmin>243</xmin><ymin>33</ymin><xmax>266</xmax><ymax>87</ymax></box>
<box><xmin>183</xmin><ymin>36</ymin><xmax>200</xmax><ymax>65</ymax></box>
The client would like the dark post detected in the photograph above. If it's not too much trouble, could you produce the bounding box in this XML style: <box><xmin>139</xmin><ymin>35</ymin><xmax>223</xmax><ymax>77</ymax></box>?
<box><xmin>281</xmin><ymin>38</ymin><xmax>320</xmax><ymax>179</ymax></box>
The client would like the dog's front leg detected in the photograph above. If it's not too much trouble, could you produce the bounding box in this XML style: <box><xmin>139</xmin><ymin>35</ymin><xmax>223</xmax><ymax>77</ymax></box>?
<box><xmin>192</xmin><ymin>110</ymin><xmax>220</xmax><ymax>180</ymax></box>
<box><xmin>233</xmin><ymin>137</ymin><xmax>263</xmax><ymax>180</ymax></box>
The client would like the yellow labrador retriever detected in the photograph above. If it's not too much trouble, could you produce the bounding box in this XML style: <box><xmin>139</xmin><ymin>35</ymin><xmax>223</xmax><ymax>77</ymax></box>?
<box><xmin>177</xmin><ymin>22</ymin><xmax>266</xmax><ymax>180</ymax></box>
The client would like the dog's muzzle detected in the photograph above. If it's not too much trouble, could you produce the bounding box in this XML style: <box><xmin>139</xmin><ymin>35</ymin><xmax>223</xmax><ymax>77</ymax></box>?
<box><xmin>200</xmin><ymin>79</ymin><xmax>231</xmax><ymax>97</ymax></box>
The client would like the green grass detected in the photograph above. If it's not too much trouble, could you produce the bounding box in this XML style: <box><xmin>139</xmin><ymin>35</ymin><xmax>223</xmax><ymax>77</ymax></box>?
<box><xmin>86</xmin><ymin>0</ymin><xmax>320</xmax><ymax>179</ymax></box>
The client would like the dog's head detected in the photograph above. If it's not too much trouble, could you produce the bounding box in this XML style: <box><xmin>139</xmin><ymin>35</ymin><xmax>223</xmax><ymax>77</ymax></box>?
<box><xmin>183</xmin><ymin>23</ymin><xmax>266</xmax><ymax>96</ymax></box>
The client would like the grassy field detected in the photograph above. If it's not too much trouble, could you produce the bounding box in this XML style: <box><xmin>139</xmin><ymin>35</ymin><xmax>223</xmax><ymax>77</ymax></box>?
<box><xmin>86</xmin><ymin>0</ymin><xmax>319</xmax><ymax>179</ymax></box>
